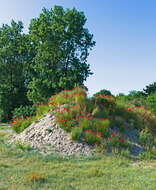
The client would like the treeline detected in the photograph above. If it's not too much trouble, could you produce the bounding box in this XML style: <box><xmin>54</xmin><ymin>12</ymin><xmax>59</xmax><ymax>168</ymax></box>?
<box><xmin>95</xmin><ymin>82</ymin><xmax>156</xmax><ymax>116</ymax></box>
<box><xmin>0</xmin><ymin>5</ymin><xmax>95</xmax><ymax>123</ymax></box>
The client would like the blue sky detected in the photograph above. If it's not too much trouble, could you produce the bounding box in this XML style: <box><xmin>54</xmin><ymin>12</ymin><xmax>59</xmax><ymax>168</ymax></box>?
<box><xmin>0</xmin><ymin>0</ymin><xmax>156</xmax><ymax>97</ymax></box>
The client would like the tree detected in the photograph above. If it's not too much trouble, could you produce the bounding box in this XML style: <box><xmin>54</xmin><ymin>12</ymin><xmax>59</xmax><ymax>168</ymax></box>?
<box><xmin>142</xmin><ymin>82</ymin><xmax>156</xmax><ymax>97</ymax></box>
<box><xmin>128</xmin><ymin>90</ymin><xmax>147</xmax><ymax>107</ymax></box>
<box><xmin>116</xmin><ymin>93</ymin><xmax>125</xmax><ymax>96</ymax></box>
<box><xmin>93</xmin><ymin>89</ymin><xmax>114</xmax><ymax>97</ymax></box>
<box><xmin>0</xmin><ymin>20</ymin><xmax>32</xmax><ymax>122</ymax></box>
<box><xmin>26</xmin><ymin>5</ymin><xmax>95</xmax><ymax>105</ymax></box>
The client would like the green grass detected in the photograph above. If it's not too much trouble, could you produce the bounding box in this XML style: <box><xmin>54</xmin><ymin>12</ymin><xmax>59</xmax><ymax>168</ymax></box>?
<box><xmin>0</xmin><ymin>125</ymin><xmax>10</xmax><ymax>130</ymax></box>
<box><xmin>1</xmin><ymin>84</ymin><xmax>156</xmax><ymax>189</ymax></box>
<box><xmin>0</xmin><ymin>134</ymin><xmax>156</xmax><ymax>189</ymax></box>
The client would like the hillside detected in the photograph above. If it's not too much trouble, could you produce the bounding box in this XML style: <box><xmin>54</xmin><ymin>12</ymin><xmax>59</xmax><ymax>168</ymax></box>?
<box><xmin>5</xmin><ymin>85</ymin><xmax>156</xmax><ymax>160</ymax></box>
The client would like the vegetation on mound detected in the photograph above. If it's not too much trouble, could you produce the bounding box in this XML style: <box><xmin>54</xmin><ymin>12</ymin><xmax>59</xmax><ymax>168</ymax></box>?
<box><xmin>8</xmin><ymin>84</ymin><xmax>156</xmax><ymax>160</ymax></box>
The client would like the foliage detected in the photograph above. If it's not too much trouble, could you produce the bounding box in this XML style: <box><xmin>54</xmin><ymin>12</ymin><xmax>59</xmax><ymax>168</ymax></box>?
<box><xmin>93</xmin><ymin>89</ymin><xmax>113</xmax><ymax>97</ymax></box>
<box><xmin>70</xmin><ymin>127</ymin><xmax>83</xmax><ymax>141</ymax></box>
<box><xmin>113</xmin><ymin>116</ymin><xmax>126</xmax><ymax>133</ymax></box>
<box><xmin>36</xmin><ymin>104</ymin><xmax>51</xmax><ymax>119</ymax></box>
<box><xmin>0</xmin><ymin>20</ymin><xmax>32</xmax><ymax>122</ymax></box>
<box><xmin>10</xmin><ymin>117</ymin><xmax>24</xmax><ymax>134</ymax></box>
<box><xmin>146</xmin><ymin>92</ymin><xmax>156</xmax><ymax>116</ymax></box>
<box><xmin>21</xmin><ymin>119</ymin><xmax>33</xmax><ymax>131</ymax></box>
<box><xmin>93</xmin><ymin>119</ymin><xmax>109</xmax><ymax>137</ymax></box>
<box><xmin>26</xmin><ymin>5</ymin><xmax>95</xmax><ymax>105</ymax></box>
<box><xmin>85</xmin><ymin>130</ymin><xmax>100</xmax><ymax>145</ymax></box>
<box><xmin>143</xmin><ymin>81</ymin><xmax>156</xmax><ymax>97</ymax></box>
<box><xmin>116</xmin><ymin>91</ymin><xmax>147</xmax><ymax>108</ymax></box>
<box><xmin>139</xmin><ymin>128</ymin><xmax>154</xmax><ymax>151</ymax></box>
<box><xmin>15</xmin><ymin>140</ymin><xmax>31</xmax><ymax>152</ymax></box>
<box><xmin>10</xmin><ymin>116</ymin><xmax>33</xmax><ymax>134</ymax></box>
<box><xmin>93</xmin><ymin>94</ymin><xmax>116</xmax><ymax>111</ymax></box>
<box><xmin>0</xmin><ymin>5</ymin><xmax>95</xmax><ymax>123</ymax></box>
<box><xmin>78</xmin><ymin>117</ymin><xmax>93</xmax><ymax>130</ymax></box>
<box><xmin>11</xmin><ymin>105</ymin><xmax>37</xmax><ymax>120</ymax></box>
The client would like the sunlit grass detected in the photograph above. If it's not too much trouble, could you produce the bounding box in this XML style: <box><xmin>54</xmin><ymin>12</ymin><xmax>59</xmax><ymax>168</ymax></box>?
<box><xmin>0</xmin><ymin>136</ymin><xmax>156</xmax><ymax>189</ymax></box>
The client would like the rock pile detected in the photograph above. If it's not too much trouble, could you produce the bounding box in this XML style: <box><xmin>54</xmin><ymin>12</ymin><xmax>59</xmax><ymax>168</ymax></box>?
<box><xmin>6</xmin><ymin>105</ymin><xmax>97</xmax><ymax>158</ymax></box>
<box><xmin>6</xmin><ymin>104</ymin><xmax>146</xmax><ymax>158</ymax></box>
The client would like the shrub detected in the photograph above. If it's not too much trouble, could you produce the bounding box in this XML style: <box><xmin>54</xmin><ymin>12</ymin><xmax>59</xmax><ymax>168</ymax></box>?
<box><xmin>93</xmin><ymin>95</ymin><xmax>116</xmax><ymax>111</ymax></box>
<box><xmin>53</xmin><ymin>94</ymin><xmax>65</xmax><ymax>107</ymax></box>
<box><xmin>21</xmin><ymin>119</ymin><xmax>33</xmax><ymax>131</ymax></box>
<box><xmin>10</xmin><ymin>116</ymin><xmax>33</xmax><ymax>134</ymax></box>
<box><xmin>113</xmin><ymin>116</ymin><xmax>126</xmax><ymax>133</ymax></box>
<box><xmin>93</xmin><ymin>119</ymin><xmax>109</xmax><ymax>137</ymax></box>
<box><xmin>139</xmin><ymin>128</ymin><xmax>154</xmax><ymax>151</ymax></box>
<box><xmin>69</xmin><ymin>104</ymin><xmax>82</xmax><ymax>120</ymax></box>
<box><xmin>85</xmin><ymin>97</ymin><xmax>96</xmax><ymax>114</ymax></box>
<box><xmin>11</xmin><ymin>105</ymin><xmax>36</xmax><ymax>120</ymax></box>
<box><xmin>85</xmin><ymin>131</ymin><xmax>98</xmax><ymax>145</ymax></box>
<box><xmin>55</xmin><ymin>110</ymin><xmax>75</xmax><ymax>132</ymax></box>
<box><xmin>78</xmin><ymin>117</ymin><xmax>93</xmax><ymax>130</ymax></box>
<box><xmin>70</xmin><ymin>127</ymin><xmax>83</xmax><ymax>141</ymax></box>
<box><xmin>108</xmin><ymin>134</ymin><xmax>120</xmax><ymax>147</ymax></box>
<box><xmin>93</xmin><ymin>89</ymin><xmax>113</xmax><ymax>97</ymax></box>
<box><xmin>36</xmin><ymin>104</ymin><xmax>50</xmax><ymax>119</ymax></box>
<box><xmin>146</xmin><ymin>92</ymin><xmax>156</xmax><ymax>116</ymax></box>
<box><xmin>10</xmin><ymin>117</ymin><xmax>24</xmax><ymax>134</ymax></box>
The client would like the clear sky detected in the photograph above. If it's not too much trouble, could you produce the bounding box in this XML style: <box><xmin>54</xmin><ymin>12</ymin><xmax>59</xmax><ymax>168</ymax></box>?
<box><xmin>0</xmin><ymin>0</ymin><xmax>156</xmax><ymax>97</ymax></box>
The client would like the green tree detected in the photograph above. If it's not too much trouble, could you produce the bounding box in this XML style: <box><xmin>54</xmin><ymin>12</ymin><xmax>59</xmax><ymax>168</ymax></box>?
<box><xmin>115</xmin><ymin>90</ymin><xmax>147</xmax><ymax>108</ymax></box>
<box><xmin>143</xmin><ymin>82</ymin><xmax>156</xmax><ymax>97</ymax></box>
<box><xmin>0</xmin><ymin>20</ymin><xmax>32</xmax><ymax>122</ymax></box>
<box><xmin>128</xmin><ymin>90</ymin><xmax>147</xmax><ymax>107</ymax></box>
<box><xmin>93</xmin><ymin>89</ymin><xmax>114</xmax><ymax>97</ymax></box>
<box><xmin>26</xmin><ymin>5</ymin><xmax>95</xmax><ymax>105</ymax></box>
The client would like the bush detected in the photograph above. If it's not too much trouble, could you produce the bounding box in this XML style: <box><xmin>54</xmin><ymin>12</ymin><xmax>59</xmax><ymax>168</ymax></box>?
<box><xmin>11</xmin><ymin>105</ymin><xmax>36</xmax><ymax>120</ymax></box>
<box><xmin>70</xmin><ymin>127</ymin><xmax>83</xmax><ymax>141</ymax></box>
<box><xmin>85</xmin><ymin>131</ymin><xmax>98</xmax><ymax>145</ymax></box>
<box><xmin>85</xmin><ymin>97</ymin><xmax>96</xmax><ymax>114</ymax></box>
<box><xmin>10</xmin><ymin>116</ymin><xmax>33</xmax><ymax>134</ymax></box>
<box><xmin>93</xmin><ymin>119</ymin><xmax>109</xmax><ymax>137</ymax></box>
<box><xmin>36</xmin><ymin>104</ymin><xmax>50</xmax><ymax>119</ymax></box>
<box><xmin>21</xmin><ymin>119</ymin><xmax>33</xmax><ymax>131</ymax></box>
<box><xmin>93</xmin><ymin>89</ymin><xmax>113</xmax><ymax>97</ymax></box>
<box><xmin>113</xmin><ymin>116</ymin><xmax>126</xmax><ymax>133</ymax></box>
<box><xmin>146</xmin><ymin>92</ymin><xmax>156</xmax><ymax>116</ymax></box>
<box><xmin>139</xmin><ymin>128</ymin><xmax>154</xmax><ymax>150</ymax></box>
<box><xmin>78</xmin><ymin>117</ymin><xmax>93</xmax><ymax>130</ymax></box>
<box><xmin>93</xmin><ymin>95</ymin><xmax>116</xmax><ymax>110</ymax></box>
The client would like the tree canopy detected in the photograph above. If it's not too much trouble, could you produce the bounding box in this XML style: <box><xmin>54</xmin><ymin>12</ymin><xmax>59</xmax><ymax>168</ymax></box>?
<box><xmin>0</xmin><ymin>20</ymin><xmax>32</xmax><ymax>122</ymax></box>
<box><xmin>0</xmin><ymin>5</ymin><xmax>95</xmax><ymax>122</ymax></box>
<box><xmin>26</xmin><ymin>5</ymin><xmax>95</xmax><ymax>105</ymax></box>
<box><xmin>142</xmin><ymin>82</ymin><xmax>156</xmax><ymax>97</ymax></box>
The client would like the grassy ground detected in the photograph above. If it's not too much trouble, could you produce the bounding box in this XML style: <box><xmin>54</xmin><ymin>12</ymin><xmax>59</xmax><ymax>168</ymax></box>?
<box><xmin>0</xmin><ymin>128</ymin><xmax>156</xmax><ymax>190</ymax></box>
<box><xmin>1</xmin><ymin>85</ymin><xmax>156</xmax><ymax>189</ymax></box>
